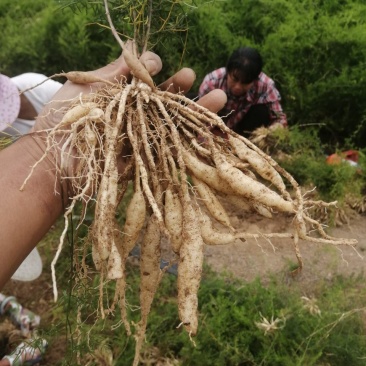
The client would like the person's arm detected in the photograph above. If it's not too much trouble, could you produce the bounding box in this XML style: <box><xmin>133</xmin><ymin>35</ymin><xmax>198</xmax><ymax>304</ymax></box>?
<box><xmin>198</xmin><ymin>74</ymin><xmax>214</xmax><ymax>98</ymax></box>
<box><xmin>0</xmin><ymin>135</ymin><xmax>61</xmax><ymax>289</ymax></box>
<box><xmin>259</xmin><ymin>77</ymin><xmax>288</xmax><ymax>129</ymax></box>
<box><xmin>268</xmin><ymin>100</ymin><xmax>288</xmax><ymax>129</ymax></box>
<box><xmin>0</xmin><ymin>51</ymin><xmax>226</xmax><ymax>290</ymax></box>
<box><xmin>198</xmin><ymin>68</ymin><xmax>226</xmax><ymax>98</ymax></box>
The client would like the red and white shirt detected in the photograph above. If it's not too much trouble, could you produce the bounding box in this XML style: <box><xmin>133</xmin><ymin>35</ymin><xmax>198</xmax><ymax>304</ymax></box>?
<box><xmin>198</xmin><ymin>67</ymin><xmax>287</xmax><ymax>129</ymax></box>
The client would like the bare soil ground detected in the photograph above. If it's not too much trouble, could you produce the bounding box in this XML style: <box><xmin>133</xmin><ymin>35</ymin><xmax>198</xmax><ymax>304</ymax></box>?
<box><xmin>204</xmin><ymin>206</ymin><xmax>366</xmax><ymax>287</ymax></box>
<box><xmin>1</xmin><ymin>206</ymin><xmax>365</xmax><ymax>364</ymax></box>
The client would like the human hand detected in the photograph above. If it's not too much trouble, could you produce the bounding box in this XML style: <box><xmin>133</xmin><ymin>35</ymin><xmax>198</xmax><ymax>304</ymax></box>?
<box><xmin>27</xmin><ymin>46</ymin><xmax>226</xmax><ymax>185</ymax></box>
<box><xmin>32</xmin><ymin>43</ymin><xmax>162</xmax><ymax>132</ymax></box>
<box><xmin>33</xmin><ymin>44</ymin><xmax>226</xmax><ymax>133</ymax></box>
<box><xmin>0</xmin><ymin>48</ymin><xmax>227</xmax><ymax>289</ymax></box>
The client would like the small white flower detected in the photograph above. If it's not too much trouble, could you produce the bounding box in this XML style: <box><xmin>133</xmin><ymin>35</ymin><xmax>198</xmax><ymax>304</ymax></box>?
<box><xmin>301</xmin><ymin>296</ymin><xmax>321</xmax><ymax>316</ymax></box>
<box><xmin>255</xmin><ymin>312</ymin><xmax>286</xmax><ymax>335</ymax></box>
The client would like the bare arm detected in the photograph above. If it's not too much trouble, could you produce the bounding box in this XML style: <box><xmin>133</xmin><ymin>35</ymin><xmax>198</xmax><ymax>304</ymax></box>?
<box><xmin>0</xmin><ymin>136</ymin><xmax>64</xmax><ymax>288</ymax></box>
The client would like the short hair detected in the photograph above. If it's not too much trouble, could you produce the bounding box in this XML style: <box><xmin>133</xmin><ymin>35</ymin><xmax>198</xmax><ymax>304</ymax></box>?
<box><xmin>226</xmin><ymin>47</ymin><xmax>263</xmax><ymax>84</ymax></box>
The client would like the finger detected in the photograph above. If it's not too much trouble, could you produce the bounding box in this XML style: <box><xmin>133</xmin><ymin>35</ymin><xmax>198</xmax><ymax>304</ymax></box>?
<box><xmin>194</xmin><ymin>89</ymin><xmax>227</xmax><ymax>114</ymax></box>
<box><xmin>122</xmin><ymin>40</ymin><xmax>163</xmax><ymax>77</ymax></box>
<box><xmin>159</xmin><ymin>68</ymin><xmax>196</xmax><ymax>94</ymax></box>
<box><xmin>91</xmin><ymin>48</ymin><xmax>162</xmax><ymax>83</ymax></box>
<box><xmin>140</xmin><ymin>51</ymin><xmax>163</xmax><ymax>77</ymax></box>
<box><xmin>47</xmin><ymin>49</ymin><xmax>163</xmax><ymax>113</ymax></box>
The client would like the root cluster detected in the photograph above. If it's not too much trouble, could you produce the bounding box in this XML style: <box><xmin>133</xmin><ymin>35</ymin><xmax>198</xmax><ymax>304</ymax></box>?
<box><xmin>22</xmin><ymin>72</ymin><xmax>357</xmax><ymax>365</ymax></box>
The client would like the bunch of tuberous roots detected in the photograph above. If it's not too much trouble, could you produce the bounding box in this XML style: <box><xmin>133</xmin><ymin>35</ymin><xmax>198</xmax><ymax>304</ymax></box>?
<box><xmin>21</xmin><ymin>57</ymin><xmax>357</xmax><ymax>366</ymax></box>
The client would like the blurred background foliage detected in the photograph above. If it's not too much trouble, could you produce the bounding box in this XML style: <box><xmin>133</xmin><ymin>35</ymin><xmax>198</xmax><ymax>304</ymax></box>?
<box><xmin>2</xmin><ymin>0</ymin><xmax>366</xmax><ymax>148</ymax></box>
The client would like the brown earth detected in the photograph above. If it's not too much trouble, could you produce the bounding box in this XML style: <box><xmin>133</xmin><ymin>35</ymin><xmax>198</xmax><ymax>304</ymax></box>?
<box><xmin>1</xmin><ymin>207</ymin><xmax>366</xmax><ymax>365</ymax></box>
<box><xmin>204</xmin><ymin>206</ymin><xmax>366</xmax><ymax>287</ymax></box>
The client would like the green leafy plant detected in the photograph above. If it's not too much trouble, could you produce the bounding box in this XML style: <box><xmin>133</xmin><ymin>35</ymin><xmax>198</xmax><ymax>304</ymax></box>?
<box><xmin>45</xmin><ymin>248</ymin><xmax>366</xmax><ymax>365</ymax></box>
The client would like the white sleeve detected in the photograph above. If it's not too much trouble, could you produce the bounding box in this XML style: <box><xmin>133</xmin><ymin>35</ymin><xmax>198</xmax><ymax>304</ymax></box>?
<box><xmin>11</xmin><ymin>73</ymin><xmax>63</xmax><ymax>114</ymax></box>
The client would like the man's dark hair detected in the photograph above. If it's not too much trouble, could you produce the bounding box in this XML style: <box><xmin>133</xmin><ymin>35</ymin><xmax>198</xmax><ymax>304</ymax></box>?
<box><xmin>226</xmin><ymin>47</ymin><xmax>263</xmax><ymax>84</ymax></box>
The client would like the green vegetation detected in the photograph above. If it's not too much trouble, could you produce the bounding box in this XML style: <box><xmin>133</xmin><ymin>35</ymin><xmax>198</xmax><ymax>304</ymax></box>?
<box><xmin>266</xmin><ymin>126</ymin><xmax>366</xmax><ymax>204</ymax></box>
<box><xmin>42</xmin><ymin>224</ymin><xmax>366</xmax><ymax>365</ymax></box>
<box><xmin>36</xmin><ymin>191</ymin><xmax>366</xmax><ymax>365</ymax></box>
<box><xmin>2</xmin><ymin>0</ymin><xmax>366</xmax><ymax>147</ymax></box>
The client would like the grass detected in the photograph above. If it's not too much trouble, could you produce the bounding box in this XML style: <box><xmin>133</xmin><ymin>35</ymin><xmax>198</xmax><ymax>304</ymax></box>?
<box><xmin>38</xmin><ymin>217</ymin><xmax>366</xmax><ymax>366</ymax></box>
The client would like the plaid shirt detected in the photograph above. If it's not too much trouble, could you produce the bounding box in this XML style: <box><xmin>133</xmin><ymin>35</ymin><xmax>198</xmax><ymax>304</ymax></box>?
<box><xmin>198</xmin><ymin>67</ymin><xmax>287</xmax><ymax>129</ymax></box>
